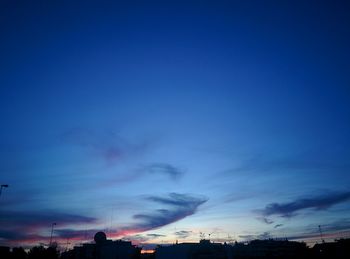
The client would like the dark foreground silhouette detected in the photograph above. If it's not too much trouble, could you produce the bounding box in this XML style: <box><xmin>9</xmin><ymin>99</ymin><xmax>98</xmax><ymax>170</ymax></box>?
<box><xmin>1</xmin><ymin>232</ymin><xmax>349</xmax><ymax>259</ymax></box>
<box><xmin>0</xmin><ymin>245</ymin><xmax>59</xmax><ymax>259</ymax></box>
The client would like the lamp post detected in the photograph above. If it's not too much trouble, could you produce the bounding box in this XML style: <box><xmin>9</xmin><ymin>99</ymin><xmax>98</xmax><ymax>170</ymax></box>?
<box><xmin>50</xmin><ymin>223</ymin><xmax>57</xmax><ymax>246</ymax></box>
<box><xmin>0</xmin><ymin>184</ymin><xmax>9</xmax><ymax>197</ymax></box>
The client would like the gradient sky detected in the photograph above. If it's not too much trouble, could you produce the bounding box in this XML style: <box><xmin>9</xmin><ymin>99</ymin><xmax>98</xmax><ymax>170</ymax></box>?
<box><xmin>1</xmin><ymin>0</ymin><xmax>350</xmax><ymax>249</ymax></box>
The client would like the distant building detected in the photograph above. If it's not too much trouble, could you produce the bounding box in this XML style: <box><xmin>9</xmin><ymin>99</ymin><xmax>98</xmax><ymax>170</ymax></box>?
<box><xmin>0</xmin><ymin>246</ymin><xmax>10</xmax><ymax>259</ymax></box>
<box><xmin>155</xmin><ymin>238</ymin><xmax>314</xmax><ymax>259</ymax></box>
<box><xmin>61</xmin><ymin>232</ymin><xmax>140</xmax><ymax>259</ymax></box>
<box><xmin>230</xmin><ymin>239</ymin><xmax>309</xmax><ymax>259</ymax></box>
<box><xmin>312</xmin><ymin>238</ymin><xmax>350</xmax><ymax>259</ymax></box>
<box><xmin>155</xmin><ymin>239</ymin><xmax>228</xmax><ymax>259</ymax></box>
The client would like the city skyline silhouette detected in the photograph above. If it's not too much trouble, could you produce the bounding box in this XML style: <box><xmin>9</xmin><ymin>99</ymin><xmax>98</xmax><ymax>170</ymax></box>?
<box><xmin>1</xmin><ymin>0</ymin><xmax>350</xmax><ymax>253</ymax></box>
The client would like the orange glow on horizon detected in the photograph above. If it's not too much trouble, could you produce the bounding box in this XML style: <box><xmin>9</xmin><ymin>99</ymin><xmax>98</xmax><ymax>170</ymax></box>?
<box><xmin>141</xmin><ymin>249</ymin><xmax>154</xmax><ymax>254</ymax></box>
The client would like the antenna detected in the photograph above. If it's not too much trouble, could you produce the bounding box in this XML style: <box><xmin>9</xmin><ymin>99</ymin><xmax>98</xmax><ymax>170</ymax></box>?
<box><xmin>318</xmin><ymin>225</ymin><xmax>325</xmax><ymax>243</ymax></box>
<box><xmin>109</xmin><ymin>208</ymin><xmax>113</xmax><ymax>237</ymax></box>
<box><xmin>208</xmin><ymin>231</ymin><xmax>215</xmax><ymax>242</ymax></box>
<box><xmin>226</xmin><ymin>233</ymin><xmax>235</xmax><ymax>244</ymax></box>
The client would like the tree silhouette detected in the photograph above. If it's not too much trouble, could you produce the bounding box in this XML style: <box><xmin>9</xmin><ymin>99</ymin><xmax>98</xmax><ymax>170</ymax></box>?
<box><xmin>11</xmin><ymin>247</ymin><xmax>27</xmax><ymax>259</ymax></box>
<box><xmin>27</xmin><ymin>246</ymin><xmax>59</xmax><ymax>259</ymax></box>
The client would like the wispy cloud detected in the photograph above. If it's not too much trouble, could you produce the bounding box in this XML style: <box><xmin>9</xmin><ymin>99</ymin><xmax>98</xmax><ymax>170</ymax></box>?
<box><xmin>0</xmin><ymin>194</ymin><xmax>206</xmax><ymax>245</ymax></box>
<box><xmin>259</xmin><ymin>191</ymin><xmax>350</xmax><ymax>218</ymax></box>
<box><xmin>228</xmin><ymin>154</ymin><xmax>350</xmax><ymax>174</ymax></box>
<box><xmin>323</xmin><ymin>218</ymin><xmax>350</xmax><ymax>232</ymax></box>
<box><xmin>286</xmin><ymin>219</ymin><xmax>350</xmax><ymax>242</ymax></box>
<box><xmin>0</xmin><ymin>210</ymin><xmax>97</xmax><ymax>244</ymax></box>
<box><xmin>132</xmin><ymin>193</ymin><xmax>207</xmax><ymax>231</ymax></box>
<box><xmin>147</xmin><ymin>233</ymin><xmax>166</xmax><ymax>238</ymax></box>
<box><xmin>61</xmin><ymin>128</ymin><xmax>150</xmax><ymax>164</ymax></box>
<box><xmin>274</xmin><ymin>224</ymin><xmax>283</xmax><ymax>228</ymax></box>
<box><xmin>256</xmin><ymin>216</ymin><xmax>274</xmax><ymax>224</ymax></box>
<box><xmin>0</xmin><ymin>210</ymin><xmax>97</xmax><ymax>229</ymax></box>
<box><xmin>144</xmin><ymin>163</ymin><xmax>184</xmax><ymax>180</ymax></box>
<box><xmin>0</xmin><ymin>230</ymin><xmax>28</xmax><ymax>240</ymax></box>
<box><xmin>54</xmin><ymin>229</ymin><xmax>99</xmax><ymax>240</ymax></box>
<box><xmin>174</xmin><ymin>230</ymin><xmax>192</xmax><ymax>239</ymax></box>
<box><xmin>146</xmin><ymin>193</ymin><xmax>206</xmax><ymax>207</ymax></box>
<box><xmin>80</xmin><ymin>193</ymin><xmax>209</xmax><ymax>240</ymax></box>
<box><xmin>300</xmin><ymin>218</ymin><xmax>350</xmax><ymax>236</ymax></box>
<box><xmin>122</xmin><ymin>234</ymin><xmax>150</xmax><ymax>243</ymax></box>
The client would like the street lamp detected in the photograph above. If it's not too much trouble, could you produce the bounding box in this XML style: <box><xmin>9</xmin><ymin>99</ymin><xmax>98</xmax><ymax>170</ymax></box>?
<box><xmin>50</xmin><ymin>222</ymin><xmax>57</xmax><ymax>246</ymax></box>
<box><xmin>0</xmin><ymin>184</ymin><xmax>9</xmax><ymax>197</ymax></box>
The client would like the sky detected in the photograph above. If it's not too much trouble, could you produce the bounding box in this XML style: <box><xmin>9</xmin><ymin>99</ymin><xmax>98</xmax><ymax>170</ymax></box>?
<box><xmin>1</xmin><ymin>0</ymin><xmax>350</xmax><ymax>250</ymax></box>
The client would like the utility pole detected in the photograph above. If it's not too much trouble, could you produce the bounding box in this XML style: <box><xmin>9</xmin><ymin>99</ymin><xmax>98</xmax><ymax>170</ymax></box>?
<box><xmin>50</xmin><ymin>223</ymin><xmax>57</xmax><ymax>246</ymax></box>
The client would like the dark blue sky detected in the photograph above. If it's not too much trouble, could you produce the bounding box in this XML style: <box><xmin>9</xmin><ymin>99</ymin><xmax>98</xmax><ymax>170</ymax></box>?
<box><xmin>1</xmin><ymin>0</ymin><xmax>350</xmax><ymax>248</ymax></box>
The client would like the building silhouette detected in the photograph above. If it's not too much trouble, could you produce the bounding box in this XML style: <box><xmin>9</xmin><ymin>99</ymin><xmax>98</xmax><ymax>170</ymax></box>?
<box><xmin>154</xmin><ymin>238</ymin><xmax>350</xmax><ymax>259</ymax></box>
<box><xmin>230</xmin><ymin>239</ymin><xmax>309</xmax><ymax>259</ymax></box>
<box><xmin>1</xmin><ymin>236</ymin><xmax>349</xmax><ymax>259</ymax></box>
<box><xmin>61</xmin><ymin>232</ymin><xmax>140</xmax><ymax>259</ymax></box>
<box><xmin>155</xmin><ymin>239</ymin><xmax>228</xmax><ymax>259</ymax></box>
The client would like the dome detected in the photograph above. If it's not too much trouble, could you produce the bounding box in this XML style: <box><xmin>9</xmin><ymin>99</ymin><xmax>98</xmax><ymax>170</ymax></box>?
<box><xmin>94</xmin><ymin>231</ymin><xmax>107</xmax><ymax>244</ymax></box>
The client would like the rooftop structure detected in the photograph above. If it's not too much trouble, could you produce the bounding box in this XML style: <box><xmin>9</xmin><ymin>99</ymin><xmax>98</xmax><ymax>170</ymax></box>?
<box><xmin>155</xmin><ymin>239</ymin><xmax>228</xmax><ymax>259</ymax></box>
<box><xmin>61</xmin><ymin>232</ymin><xmax>140</xmax><ymax>259</ymax></box>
